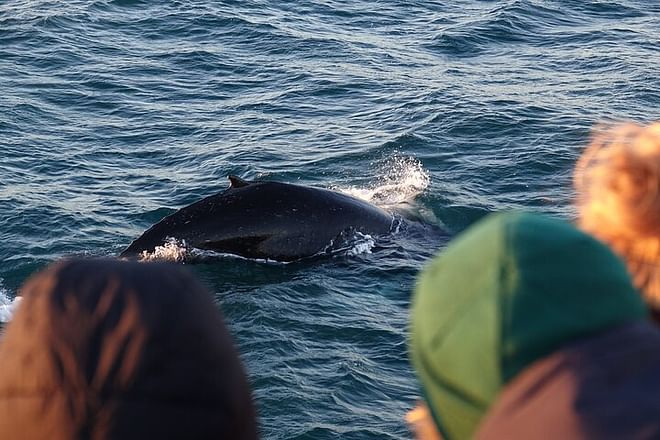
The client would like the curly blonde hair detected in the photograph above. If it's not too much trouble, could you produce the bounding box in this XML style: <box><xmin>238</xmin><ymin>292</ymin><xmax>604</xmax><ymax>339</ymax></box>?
<box><xmin>574</xmin><ymin>122</ymin><xmax>660</xmax><ymax>309</ymax></box>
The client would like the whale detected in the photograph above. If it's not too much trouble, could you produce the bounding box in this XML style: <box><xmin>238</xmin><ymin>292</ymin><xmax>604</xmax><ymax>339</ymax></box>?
<box><xmin>120</xmin><ymin>176</ymin><xmax>395</xmax><ymax>262</ymax></box>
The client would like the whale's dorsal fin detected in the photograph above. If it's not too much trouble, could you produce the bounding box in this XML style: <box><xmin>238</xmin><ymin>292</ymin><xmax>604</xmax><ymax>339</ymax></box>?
<box><xmin>228</xmin><ymin>175</ymin><xmax>252</xmax><ymax>188</ymax></box>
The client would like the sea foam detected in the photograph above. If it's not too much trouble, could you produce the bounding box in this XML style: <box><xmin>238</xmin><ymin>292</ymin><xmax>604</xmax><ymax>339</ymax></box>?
<box><xmin>0</xmin><ymin>281</ymin><xmax>21</xmax><ymax>324</ymax></box>
<box><xmin>336</xmin><ymin>156</ymin><xmax>430</xmax><ymax>207</ymax></box>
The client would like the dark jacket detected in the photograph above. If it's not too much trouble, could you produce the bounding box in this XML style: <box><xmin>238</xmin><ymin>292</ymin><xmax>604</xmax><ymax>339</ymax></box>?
<box><xmin>0</xmin><ymin>259</ymin><xmax>258</xmax><ymax>439</ymax></box>
<box><xmin>476</xmin><ymin>322</ymin><xmax>660</xmax><ymax>440</ymax></box>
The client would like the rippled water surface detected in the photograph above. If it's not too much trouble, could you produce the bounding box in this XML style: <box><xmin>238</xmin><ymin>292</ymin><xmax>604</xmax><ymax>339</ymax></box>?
<box><xmin>1</xmin><ymin>1</ymin><xmax>659</xmax><ymax>438</ymax></box>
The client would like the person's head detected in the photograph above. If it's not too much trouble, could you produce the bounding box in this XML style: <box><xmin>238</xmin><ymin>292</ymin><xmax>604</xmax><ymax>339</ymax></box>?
<box><xmin>0</xmin><ymin>258</ymin><xmax>258</xmax><ymax>440</ymax></box>
<box><xmin>408</xmin><ymin>212</ymin><xmax>647</xmax><ymax>440</ymax></box>
<box><xmin>574</xmin><ymin>122</ymin><xmax>660</xmax><ymax>312</ymax></box>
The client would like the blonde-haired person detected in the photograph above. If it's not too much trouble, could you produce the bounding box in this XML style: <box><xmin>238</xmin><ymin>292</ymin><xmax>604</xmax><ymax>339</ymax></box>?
<box><xmin>574</xmin><ymin>122</ymin><xmax>660</xmax><ymax>319</ymax></box>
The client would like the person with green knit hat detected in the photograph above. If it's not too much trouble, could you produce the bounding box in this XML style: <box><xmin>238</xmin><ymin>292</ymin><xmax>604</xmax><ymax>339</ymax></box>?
<box><xmin>408</xmin><ymin>211</ymin><xmax>660</xmax><ymax>440</ymax></box>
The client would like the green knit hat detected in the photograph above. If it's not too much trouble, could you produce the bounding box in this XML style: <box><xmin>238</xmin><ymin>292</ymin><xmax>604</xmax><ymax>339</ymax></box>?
<box><xmin>409</xmin><ymin>211</ymin><xmax>646</xmax><ymax>440</ymax></box>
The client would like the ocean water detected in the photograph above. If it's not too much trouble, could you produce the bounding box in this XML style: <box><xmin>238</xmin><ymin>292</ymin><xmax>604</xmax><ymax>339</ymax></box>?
<box><xmin>1</xmin><ymin>0</ymin><xmax>659</xmax><ymax>438</ymax></box>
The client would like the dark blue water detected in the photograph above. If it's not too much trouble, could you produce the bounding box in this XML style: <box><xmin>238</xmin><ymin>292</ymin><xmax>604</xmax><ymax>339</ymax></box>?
<box><xmin>1</xmin><ymin>1</ymin><xmax>659</xmax><ymax>438</ymax></box>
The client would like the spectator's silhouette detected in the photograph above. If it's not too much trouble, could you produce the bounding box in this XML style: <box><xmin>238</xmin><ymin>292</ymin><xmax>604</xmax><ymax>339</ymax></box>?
<box><xmin>408</xmin><ymin>212</ymin><xmax>660</xmax><ymax>439</ymax></box>
<box><xmin>0</xmin><ymin>258</ymin><xmax>258</xmax><ymax>439</ymax></box>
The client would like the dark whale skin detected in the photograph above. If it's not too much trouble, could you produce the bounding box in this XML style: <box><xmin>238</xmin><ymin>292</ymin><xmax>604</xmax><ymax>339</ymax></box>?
<box><xmin>120</xmin><ymin>176</ymin><xmax>394</xmax><ymax>262</ymax></box>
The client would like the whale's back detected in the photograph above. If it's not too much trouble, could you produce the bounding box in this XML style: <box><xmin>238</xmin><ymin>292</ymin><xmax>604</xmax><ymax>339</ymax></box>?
<box><xmin>120</xmin><ymin>178</ymin><xmax>393</xmax><ymax>261</ymax></box>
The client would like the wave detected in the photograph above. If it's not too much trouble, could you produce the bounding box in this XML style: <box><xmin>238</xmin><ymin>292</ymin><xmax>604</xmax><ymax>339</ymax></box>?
<box><xmin>324</xmin><ymin>231</ymin><xmax>377</xmax><ymax>258</ymax></box>
<box><xmin>0</xmin><ymin>281</ymin><xmax>21</xmax><ymax>324</ymax></box>
<box><xmin>137</xmin><ymin>237</ymin><xmax>189</xmax><ymax>262</ymax></box>
<box><xmin>335</xmin><ymin>156</ymin><xmax>430</xmax><ymax>207</ymax></box>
